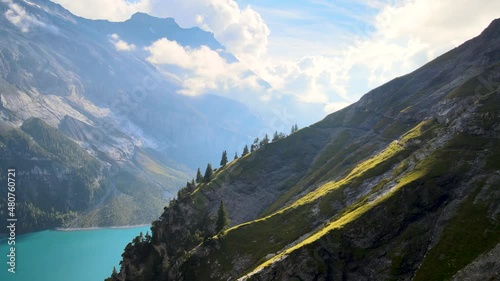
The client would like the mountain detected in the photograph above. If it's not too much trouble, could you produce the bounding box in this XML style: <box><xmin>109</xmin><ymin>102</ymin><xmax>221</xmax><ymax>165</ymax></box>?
<box><xmin>87</xmin><ymin>12</ymin><xmax>227</xmax><ymax>55</ymax></box>
<box><xmin>0</xmin><ymin>0</ymin><xmax>276</xmax><ymax>233</ymax></box>
<box><xmin>109</xmin><ymin>19</ymin><xmax>500</xmax><ymax>281</ymax></box>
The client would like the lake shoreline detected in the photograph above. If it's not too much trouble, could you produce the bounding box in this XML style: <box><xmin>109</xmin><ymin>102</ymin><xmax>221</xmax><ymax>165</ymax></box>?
<box><xmin>55</xmin><ymin>224</ymin><xmax>151</xmax><ymax>232</ymax></box>
<box><xmin>0</xmin><ymin>224</ymin><xmax>151</xmax><ymax>237</ymax></box>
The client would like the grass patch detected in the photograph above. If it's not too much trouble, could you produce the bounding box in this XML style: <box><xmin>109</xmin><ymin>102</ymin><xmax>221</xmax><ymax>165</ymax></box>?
<box><xmin>247</xmin><ymin>125</ymin><xmax>467</xmax><ymax>278</ymax></box>
<box><xmin>309</xmin><ymin>130</ymin><xmax>352</xmax><ymax>172</ymax></box>
<box><xmin>478</xmin><ymin>91</ymin><xmax>500</xmax><ymax>113</ymax></box>
<box><xmin>400</xmin><ymin>105</ymin><xmax>414</xmax><ymax>114</ymax></box>
<box><xmin>446</xmin><ymin>76</ymin><xmax>486</xmax><ymax>99</ymax></box>
<box><xmin>382</xmin><ymin>121</ymin><xmax>413</xmax><ymax>139</ymax></box>
<box><xmin>193</xmin><ymin>120</ymin><xmax>439</xmax><ymax>278</ymax></box>
<box><xmin>134</xmin><ymin>149</ymin><xmax>181</xmax><ymax>179</ymax></box>
<box><xmin>414</xmin><ymin>184</ymin><xmax>500</xmax><ymax>281</ymax></box>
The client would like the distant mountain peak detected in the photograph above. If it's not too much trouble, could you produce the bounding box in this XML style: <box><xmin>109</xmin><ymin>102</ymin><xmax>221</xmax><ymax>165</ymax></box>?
<box><xmin>128</xmin><ymin>12</ymin><xmax>178</xmax><ymax>27</ymax></box>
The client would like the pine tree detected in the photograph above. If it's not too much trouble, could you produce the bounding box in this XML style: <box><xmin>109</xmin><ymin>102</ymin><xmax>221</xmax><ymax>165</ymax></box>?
<box><xmin>215</xmin><ymin>201</ymin><xmax>230</xmax><ymax>233</ymax></box>
<box><xmin>234</xmin><ymin>152</ymin><xmax>238</xmax><ymax>160</ymax></box>
<box><xmin>133</xmin><ymin>234</ymin><xmax>141</xmax><ymax>245</ymax></box>
<box><xmin>186</xmin><ymin>180</ymin><xmax>195</xmax><ymax>192</ymax></box>
<box><xmin>295</xmin><ymin>124</ymin><xmax>299</xmax><ymax>132</ymax></box>
<box><xmin>242</xmin><ymin>145</ymin><xmax>249</xmax><ymax>156</ymax></box>
<box><xmin>272</xmin><ymin>131</ymin><xmax>279</xmax><ymax>142</ymax></box>
<box><xmin>196</xmin><ymin>168</ymin><xmax>203</xmax><ymax>183</ymax></box>
<box><xmin>260</xmin><ymin>134</ymin><xmax>269</xmax><ymax>147</ymax></box>
<box><xmin>252</xmin><ymin>137</ymin><xmax>260</xmax><ymax>151</ymax></box>
<box><xmin>220</xmin><ymin>150</ymin><xmax>228</xmax><ymax>167</ymax></box>
<box><xmin>177</xmin><ymin>187</ymin><xmax>187</xmax><ymax>199</ymax></box>
<box><xmin>111</xmin><ymin>266</ymin><xmax>118</xmax><ymax>278</ymax></box>
<box><xmin>204</xmin><ymin>163</ymin><xmax>213</xmax><ymax>182</ymax></box>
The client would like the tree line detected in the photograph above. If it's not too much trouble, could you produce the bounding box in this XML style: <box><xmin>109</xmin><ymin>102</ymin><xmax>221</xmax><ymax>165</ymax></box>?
<box><xmin>174</xmin><ymin>124</ymin><xmax>300</xmax><ymax>232</ymax></box>
<box><xmin>179</xmin><ymin>123</ymin><xmax>301</xmax><ymax>193</ymax></box>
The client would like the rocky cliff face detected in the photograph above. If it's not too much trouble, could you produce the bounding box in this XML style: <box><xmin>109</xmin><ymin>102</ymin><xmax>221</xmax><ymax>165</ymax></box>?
<box><xmin>109</xmin><ymin>19</ymin><xmax>500</xmax><ymax>281</ymax></box>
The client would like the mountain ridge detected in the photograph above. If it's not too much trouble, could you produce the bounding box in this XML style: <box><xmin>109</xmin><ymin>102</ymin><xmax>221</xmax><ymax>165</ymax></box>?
<box><xmin>108</xmin><ymin>18</ymin><xmax>500</xmax><ymax>281</ymax></box>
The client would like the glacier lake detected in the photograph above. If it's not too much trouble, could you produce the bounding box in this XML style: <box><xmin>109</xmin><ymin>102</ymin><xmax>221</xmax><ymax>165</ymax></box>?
<box><xmin>0</xmin><ymin>225</ymin><xmax>151</xmax><ymax>281</ymax></box>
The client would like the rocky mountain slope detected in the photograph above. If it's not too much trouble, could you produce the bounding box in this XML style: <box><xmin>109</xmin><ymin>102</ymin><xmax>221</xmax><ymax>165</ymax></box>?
<box><xmin>109</xmin><ymin>19</ymin><xmax>500</xmax><ymax>281</ymax></box>
<box><xmin>0</xmin><ymin>0</ymin><xmax>273</xmax><ymax>233</ymax></box>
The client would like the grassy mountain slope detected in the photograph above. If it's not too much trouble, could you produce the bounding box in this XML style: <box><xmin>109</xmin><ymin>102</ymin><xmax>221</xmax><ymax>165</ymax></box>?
<box><xmin>109</xmin><ymin>19</ymin><xmax>500</xmax><ymax>281</ymax></box>
<box><xmin>0</xmin><ymin>118</ymin><xmax>189</xmax><ymax>233</ymax></box>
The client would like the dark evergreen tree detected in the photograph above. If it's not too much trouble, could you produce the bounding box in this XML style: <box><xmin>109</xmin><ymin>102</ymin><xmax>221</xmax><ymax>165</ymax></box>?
<box><xmin>243</xmin><ymin>145</ymin><xmax>250</xmax><ymax>156</ymax></box>
<box><xmin>133</xmin><ymin>234</ymin><xmax>141</xmax><ymax>245</ymax></box>
<box><xmin>260</xmin><ymin>134</ymin><xmax>269</xmax><ymax>147</ymax></box>
<box><xmin>111</xmin><ymin>266</ymin><xmax>118</xmax><ymax>278</ymax></box>
<box><xmin>220</xmin><ymin>150</ymin><xmax>228</xmax><ymax>167</ymax></box>
<box><xmin>234</xmin><ymin>152</ymin><xmax>238</xmax><ymax>160</ymax></box>
<box><xmin>215</xmin><ymin>201</ymin><xmax>230</xmax><ymax>233</ymax></box>
<box><xmin>204</xmin><ymin>163</ymin><xmax>213</xmax><ymax>182</ymax></box>
<box><xmin>272</xmin><ymin>131</ymin><xmax>279</xmax><ymax>142</ymax></box>
<box><xmin>295</xmin><ymin>124</ymin><xmax>299</xmax><ymax>132</ymax></box>
<box><xmin>251</xmin><ymin>137</ymin><xmax>260</xmax><ymax>152</ymax></box>
<box><xmin>196</xmin><ymin>168</ymin><xmax>203</xmax><ymax>183</ymax></box>
<box><xmin>186</xmin><ymin>180</ymin><xmax>195</xmax><ymax>192</ymax></box>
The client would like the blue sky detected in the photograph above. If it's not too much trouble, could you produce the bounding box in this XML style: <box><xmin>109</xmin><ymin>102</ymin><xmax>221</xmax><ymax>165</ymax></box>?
<box><xmin>238</xmin><ymin>0</ymin><xmax>380</xmax><ymax>57</ymax></box>
<box><xmin>52</xmin><ymin>0</ymin><xmax>500</xmax><ymax>117</ymax></box>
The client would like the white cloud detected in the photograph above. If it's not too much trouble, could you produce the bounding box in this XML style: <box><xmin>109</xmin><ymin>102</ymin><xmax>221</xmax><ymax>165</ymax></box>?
<box><xmin>257</xmin><ymin>55</ymin><xmax>350</xmax><ymax>106</ymax></box>
<box><xmin>343</xmin><ymin>0</ymin><xmax>500</xmax><ymax>89</ymax></box>
<box><xmin>146</xmin><ymin>0</ymin><xmax>270</xmax><ymax>62</ymax></box>
<box><xmin>249</xmin><ymin>0</ymin><xmax>500</xmax><ymax>114</ymax></box>
<box><xmin>2</xmin><ymin>0</ymin><xmax>45</xmax><ymax>32</ymax></box>
<box><xmin>145</xmin><ymin>38</ymin><xmax>261</xmax><ymax>96</ymax></box>
<box><xmin>51</xmin><ymin>0</ymin><xmax>269</xmax><ymax>61</ymax></box>
<box><xmin>50</xmin><ymin>0</ymin><xmax>151</xmax><ymax>21</ymax></box>
<box><xmin>50</xmin><ymin>0</ymin><xmax>500</xmax><ymax>118</ymax></box>
<box><xmin>110</xmin><ymin>33</ymin><xmax>136</xmax><ymax>51</ymax></box>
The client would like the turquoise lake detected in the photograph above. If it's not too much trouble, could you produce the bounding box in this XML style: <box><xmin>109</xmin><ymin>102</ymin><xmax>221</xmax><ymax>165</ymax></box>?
<box><xmin>0</xmin><ymin>225</ymin><xmax>151</xmax><ymax>281</ymax></box>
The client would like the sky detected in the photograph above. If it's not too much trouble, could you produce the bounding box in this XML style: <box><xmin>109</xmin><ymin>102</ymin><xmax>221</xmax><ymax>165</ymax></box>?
<box><xmin>49</xmin><ymin>0</ymin><xmax>500</xmax><ymax>116</ymax></box>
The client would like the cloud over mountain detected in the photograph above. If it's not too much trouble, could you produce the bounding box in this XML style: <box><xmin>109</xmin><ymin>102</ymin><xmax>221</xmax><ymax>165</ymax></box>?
<box><xmin>2</xmin><ymin>0</ymin><xmax>45</xmax><ymax>32</ymax></box>
<box><xmin>145</xmin><ymin>37</ymin><xmax>261</xmax><ymax>96</ymax></box>
<box><xmin>110</xmin><ymin>33</ymin><xmax>136</xmax><ymax>51</ymax></box>
<box><xmin>50</xmin><ymin>0</ymin><xmax>500</xmax><ymax>116</ymax></box>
